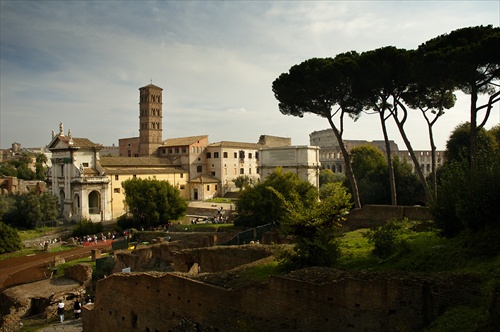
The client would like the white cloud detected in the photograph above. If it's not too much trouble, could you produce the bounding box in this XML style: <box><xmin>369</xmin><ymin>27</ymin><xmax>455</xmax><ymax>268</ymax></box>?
<box><xmin>1</xmin><ymin>1</ymin><xmax>499</xmax><ymax>150</ymax></box>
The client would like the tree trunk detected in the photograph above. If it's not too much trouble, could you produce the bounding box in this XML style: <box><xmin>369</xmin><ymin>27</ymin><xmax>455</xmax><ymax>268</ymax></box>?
<box><xmin>327</xmin><ymin>117</ymin><xmax>362</xmax><ymax>209</ymax></box>
<box><xmin>393</xmin><ymin>102</ymin><xmax>434</xmax><ymax>205</ymax></box>
<box><xmin>380</xmin><ymin>111</ymin><xmax>397</xmax><ymax>205</ymax></box>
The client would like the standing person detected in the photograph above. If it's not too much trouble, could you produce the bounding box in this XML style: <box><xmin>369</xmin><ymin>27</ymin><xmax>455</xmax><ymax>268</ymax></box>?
<box><xmin>57</xmin><ymin>299</ymin><xmax>65</xmax><ymax>323</ymax></box>
<box><xmin>73</xmin><ymin>298</ymin><xmax>82</xmax><ymax>319</ymax></box>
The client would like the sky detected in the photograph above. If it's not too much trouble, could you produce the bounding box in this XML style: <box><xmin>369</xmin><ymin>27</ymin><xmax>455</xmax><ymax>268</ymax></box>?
<box><xmin>1</xmin><ymin>1</ymin><xmax>499</xmax><ymax>151</ymax></box>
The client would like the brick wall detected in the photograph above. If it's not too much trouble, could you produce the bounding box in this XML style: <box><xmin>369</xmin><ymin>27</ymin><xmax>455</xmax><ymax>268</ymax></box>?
<box><xmin>344</xmin><ymin>205</ymin><xmax>433</xmax><ymax>231</ymax></box>
<box><xmin>83</xmin><ymin>269</ymin><xmax>481</xmax><ymax>332</ymax></box>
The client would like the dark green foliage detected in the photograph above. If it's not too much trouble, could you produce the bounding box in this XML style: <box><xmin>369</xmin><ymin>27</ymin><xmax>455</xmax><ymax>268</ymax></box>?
<box><xmin>319</xmin><ymin>169</ymin><xmax>345</xmax><ymax>187</ymax></box>
<box><xmin>1</xmin><ymin>192</ymin><xmax>59</xmax><ymax>228</ymax></box>
<box><xmin>234</xmin><ymin>168</ymin><xmax>318</xmax><ymax>228</ymax></box>
<box><xmin>232</xmin><ymin>175</ymin><xmax>252</xmax><ymax>191</ymax></box>
<box><xmin>363</xmin><ymin>221</ymin><xmax>405</xmax><ymax>258</ymax></box>
<box><xmin>320</xmin><ymin>181</ymin><xmax>347</xmax><ymax>200</ymax></box>
<box><xmin>122</xmin><ymin>178</ymin><xmax>188</xmax><ymax>227</ymax></box>
<box><xmin>277</xmin><ymin>186</ymin><xmax>352</xmax><ymax>270</ymax></box>
<box><xmin>432</xmin><ymin>124</ymin><xmax>500</xmax><ymax>237</ymax></box>
<box><xmin>72</xmin><ymin>219</ymin><xmax>104</xmax><ymax>237</ymax></box>
<box><xmin>348</xmin><ymin>145</ymin><xmax>422</xmax><ymax>205</ymax></box>
<box><xmin>116</xmin><ymin>215</ymin><xmax>136</xmax><ymax>231</ymax></box>
<box><xmin>0</xmin><ymin>221</ymin><xmax>22</xmax><ymax>254</ymax></box>
<box><xmin>0</xmin><ymin>152</ymin><xmax>48</xmax><ymax>180</ymax></box>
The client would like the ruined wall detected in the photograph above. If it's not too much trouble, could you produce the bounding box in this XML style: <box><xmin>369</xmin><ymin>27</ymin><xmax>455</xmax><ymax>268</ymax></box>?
<box><xmin>64</xmin><ymin>264</ymin><xmax>92</xmax><ymax>285</ymax></box>
<box><xmin>172</xmin><ymin>245</ymin><xmax>274</xmax><ymax>273</ymax></box>
<box><xmin>84</xmin><ymin>270</ymin><xmax>480</xmax><ymax>332</ymax></box>
<box><xmin>344</xmin><ymin>205</ymin><xmax>433</xmax><ymax>231</ymax></box>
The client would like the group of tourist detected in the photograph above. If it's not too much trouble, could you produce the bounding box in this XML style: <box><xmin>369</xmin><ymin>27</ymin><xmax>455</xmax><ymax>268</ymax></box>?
<box><xmin>73</xmin><ymin>231</ymin><xmax>118</xmax><ymax>246</ymax></box>
<box><xmin>56</xmin><ymin>295</ymin><xmax>91</xmax><ymax>323</ymax></box>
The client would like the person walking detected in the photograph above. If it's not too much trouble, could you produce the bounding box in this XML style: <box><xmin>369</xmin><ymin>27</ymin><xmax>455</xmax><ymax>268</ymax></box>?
<box><xmin>57</xmin><ymin>299</ymin><xmax>65</xmax><ymax>323</ymax></box>
<box><xmin>73</xmin><ymin>297</ymin><xmax>82</xmax><ymax>319</ymax></box>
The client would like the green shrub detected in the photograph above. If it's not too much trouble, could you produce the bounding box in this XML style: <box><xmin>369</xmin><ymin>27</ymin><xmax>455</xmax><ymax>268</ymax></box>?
<box><xmin>363</xmin><ymin>221</ymin><xmax>405</xmax><ymax>258</ymax></box>
<box><xmin>116</xmin><ymin>215</ymin><xmax>137</xmax><ymax>231</ymax></box>
<box><xmin>0</xmin><ymin>221</ymin><xmax>22</xmax><ymax>254</ymax></box>
<box><xmin>72</xmin><ymin>219</ymin><xmax>104</xmax><ymax>237</ymax></box>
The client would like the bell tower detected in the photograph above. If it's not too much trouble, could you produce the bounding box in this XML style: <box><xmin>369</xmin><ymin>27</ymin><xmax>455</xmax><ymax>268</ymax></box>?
<box><xmin>138</xmin><ymin>83</ymin><xmax>163</xmax><ymax>156</ymax></box>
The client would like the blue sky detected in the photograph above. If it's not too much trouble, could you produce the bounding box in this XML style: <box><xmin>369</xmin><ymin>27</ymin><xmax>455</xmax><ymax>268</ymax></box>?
<box><xmin>1</xmin><ymin>1</ymin><xmax>499</xmax><ymax>150</ymax></box>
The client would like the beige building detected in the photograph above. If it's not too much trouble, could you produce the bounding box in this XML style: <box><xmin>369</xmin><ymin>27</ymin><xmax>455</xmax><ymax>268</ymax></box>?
<box><xmin>99</xmin><ymin>156</ymin><xmax>188</xmax><ymax>220</ymax></box>
<box><xmin>259</xmin><ymin>145</ymin><xmax>321</xmax><ymax>188</ymax></box>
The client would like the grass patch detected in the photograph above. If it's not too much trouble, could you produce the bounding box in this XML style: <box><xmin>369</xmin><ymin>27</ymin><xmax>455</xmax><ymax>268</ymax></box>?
<box><xmin>18</xmin><ymin>227</ymin><xmax>65</xmax><ymax>242</ymax></box>
<box><xmin>239</xmin><ymin>261</ymin><xmax>282</xmax><ymax>283</ymax></box>
<box><xmin>204</xmin><ymin>198</ymin><xmax>237</xmax><ymax>203</ymax></box>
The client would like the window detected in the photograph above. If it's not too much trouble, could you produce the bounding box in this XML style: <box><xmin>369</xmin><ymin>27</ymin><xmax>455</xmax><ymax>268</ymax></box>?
<box><xmin>215</xmin><ymin>185</ymin><xmax>218</xmax><ymax>191</ymax></box>
<box><xmin>223</xmin><ymin>152</ymin><xmax>228</xmax><ymax>158</ymax></box>
<box><xmin>197</xmin><ymin>165</ymin><xmax>202</xmax><ymax>173</ymax></box>
<box><xmin>82</xmin><ymin>162</ymin><xmax>89</xmax><ymax>167</ymax></box>
<box><xmin>210</xmin><ymin>171</ymin><xmax>215</xmax><ymax>176</ymax></box>
<box><xmin>206</xmin><ymin>185</ymin><xmax>210</xmax><ymax>191</ymax></box>
<box><xmin>248</xmin><ymin>153</ymin><xmax>252</xmax><ymax>159</ymax></box>
<box><xmin>255</xmin><ymin>152</ymin><xmax>259</xmax><ymax>160</ymax></box>
<box><xmin>239</xmin><ymin>150</ymin><xmax>245</xmax><ymax>159</ymax></box>
<box><xmin>234</xmin><ymin>152</ymin><xmax>238</xmax><ymax>158</ymax></box>
<box><xmin>175</xmin><ymin>147</ymin><xmax>179</xmax><ymax>153</ymax></box>
<box><xmin>168</xmin><ymin>148</ymin><xmax>173</xmax><ymax>154</ymax></box>
<box><xmin>182</xmin><ymin>147</ymin><xmax>187</xmax><ymax>153</ymax></box>
<box><xmin>115</xmin><ymin>175</ymin><xmax>119</xmax><ymax>181</ymax></box>
<box><xmin>214</xmin><ymin>152</ymin><xmax>219</xmax><ymax>158</ymax></box>
<box><xmin>180</xmin><ymin>185</ymin><xmax>185</xmax><ymax>190</ymax></box>
<box><xmin>249</xmin><ymin>168</ymin><xmax>252</xmax><ymax>174</ymax></box>
<box><xmin>114</xmin><ymin>188</ymin><xmax>120</xmax><ymax>193</ymax></box>
<box><xmin>180</xmin><ymin>173</ymin><xmax>184</xmax><ymax>178</ymax></box>
<box><xmin>206</xmin><ymin>152</ymin><xmax>211</xmax><ymax>158</ymax></box>
<box><xmin>240</xmin><ymin>168</ymin><xmax>244</xmax><ymax>174</ymax></box>
<box><xmin>133</xmin><ymin>174</ymin><xmax>137</xmax><ymax>179</ymax></box>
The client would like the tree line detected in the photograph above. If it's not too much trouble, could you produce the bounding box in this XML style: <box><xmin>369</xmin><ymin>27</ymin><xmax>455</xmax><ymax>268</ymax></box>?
<box><xmin>272</xmin><ymin>25</ymin><xmax>499</xmax><ymax>208</ymax></box>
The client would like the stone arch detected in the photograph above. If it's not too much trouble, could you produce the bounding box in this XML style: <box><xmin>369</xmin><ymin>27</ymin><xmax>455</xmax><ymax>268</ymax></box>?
<box><xmin>88</xmin><ymin>190</ymin><xmax>100</xmax><ymax>215</ymax></box>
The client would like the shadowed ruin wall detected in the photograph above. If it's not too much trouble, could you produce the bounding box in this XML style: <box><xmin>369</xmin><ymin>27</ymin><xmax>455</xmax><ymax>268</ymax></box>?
<box><xmin>83</xmin><ymin>271</ymin><xmax>479</xmax><ymax>332</ymax></box>
<box><xmin>172</xmin><ymin>245</ymin><xmax>274</xmax><ymax>273</ymax></box>
<box><xmin>344</xmin><ymin>205</ymin><xmax>433</xmax><ymax>230</ymax></box>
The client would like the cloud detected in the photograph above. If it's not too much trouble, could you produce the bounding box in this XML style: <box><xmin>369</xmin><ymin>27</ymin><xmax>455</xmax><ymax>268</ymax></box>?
<box><xmin>1</xmin><ymin>1</ymin><xmax>499</xmax><ymax>150</ymax></box>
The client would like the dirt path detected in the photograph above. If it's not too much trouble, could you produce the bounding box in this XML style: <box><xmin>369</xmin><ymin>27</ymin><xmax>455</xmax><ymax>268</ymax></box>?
<box><xmin>0</xmin><ymin>242</ymin><xmax>112</xmax><ymax>293</ymax></box>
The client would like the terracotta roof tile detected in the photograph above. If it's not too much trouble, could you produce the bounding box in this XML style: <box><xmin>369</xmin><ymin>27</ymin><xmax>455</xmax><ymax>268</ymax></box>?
<box><xmin>161</xmin><ymin>135</ymin><xmax>208</xmax><ymax>147</ymax></box>
<box><xmin>207</xmin><ymin>141</ymin><xmax>265</xmax><ymax>149</ymax></box>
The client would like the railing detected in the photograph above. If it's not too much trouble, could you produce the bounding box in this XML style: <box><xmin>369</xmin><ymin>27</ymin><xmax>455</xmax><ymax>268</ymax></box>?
<box><xmin>219</xmin><ymin>223</ymin><xmax>274</xmax><ymax>246</ymax></box>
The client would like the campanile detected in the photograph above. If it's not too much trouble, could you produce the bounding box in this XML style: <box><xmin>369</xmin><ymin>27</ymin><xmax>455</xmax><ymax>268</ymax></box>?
<box><xmin>138</xmin><ymin>83</ymin><xmax>163</xmax><ymax>156</ymax></box>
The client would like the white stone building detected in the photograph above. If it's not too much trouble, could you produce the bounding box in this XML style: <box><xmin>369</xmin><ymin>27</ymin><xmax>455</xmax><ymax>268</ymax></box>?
<box><xmin>259</xmin><ymin>145</ymin><xmax>321</xmax><ymax>188</ymax></box>
<box><xmin>47</xmin><ymin>124</ymin><xmax>111</xmax><ymax>222</ymax></box>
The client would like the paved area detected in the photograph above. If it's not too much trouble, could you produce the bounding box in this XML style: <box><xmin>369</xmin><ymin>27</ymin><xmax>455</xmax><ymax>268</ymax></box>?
<box><xmin>36</xmin><ymin>318</ymin><xmax>82</xmax><ymax>332</ymax></box>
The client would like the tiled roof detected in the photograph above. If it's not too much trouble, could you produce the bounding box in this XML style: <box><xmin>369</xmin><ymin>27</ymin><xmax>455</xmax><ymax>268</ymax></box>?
<box><xmin>189</xmin><ymin>174</ymin><xmax>220</xmax><ymax>184</ymax></box>
<box><xmin>140</xmin><ymin>83</ymin><xmax>163</xmax><ymax>90</ymax></box>
<box><xmin>208</xmin><ymin>141</ymin><xmax>265</xmax><ymax>149</ymax></box>
<box><xmin>161</xmin><ymin>135</ymin><xmax>208</xmax><ymax>147</ymax></box>
<box><xmin>49</xmin><ymin>135</ymin><xmax>102</xmax><ymax>149</ymax></box>
<box><xmin>83</xmin><ymin>168</ymin><xmax>99</xmax><ymax>175</ymax></box>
